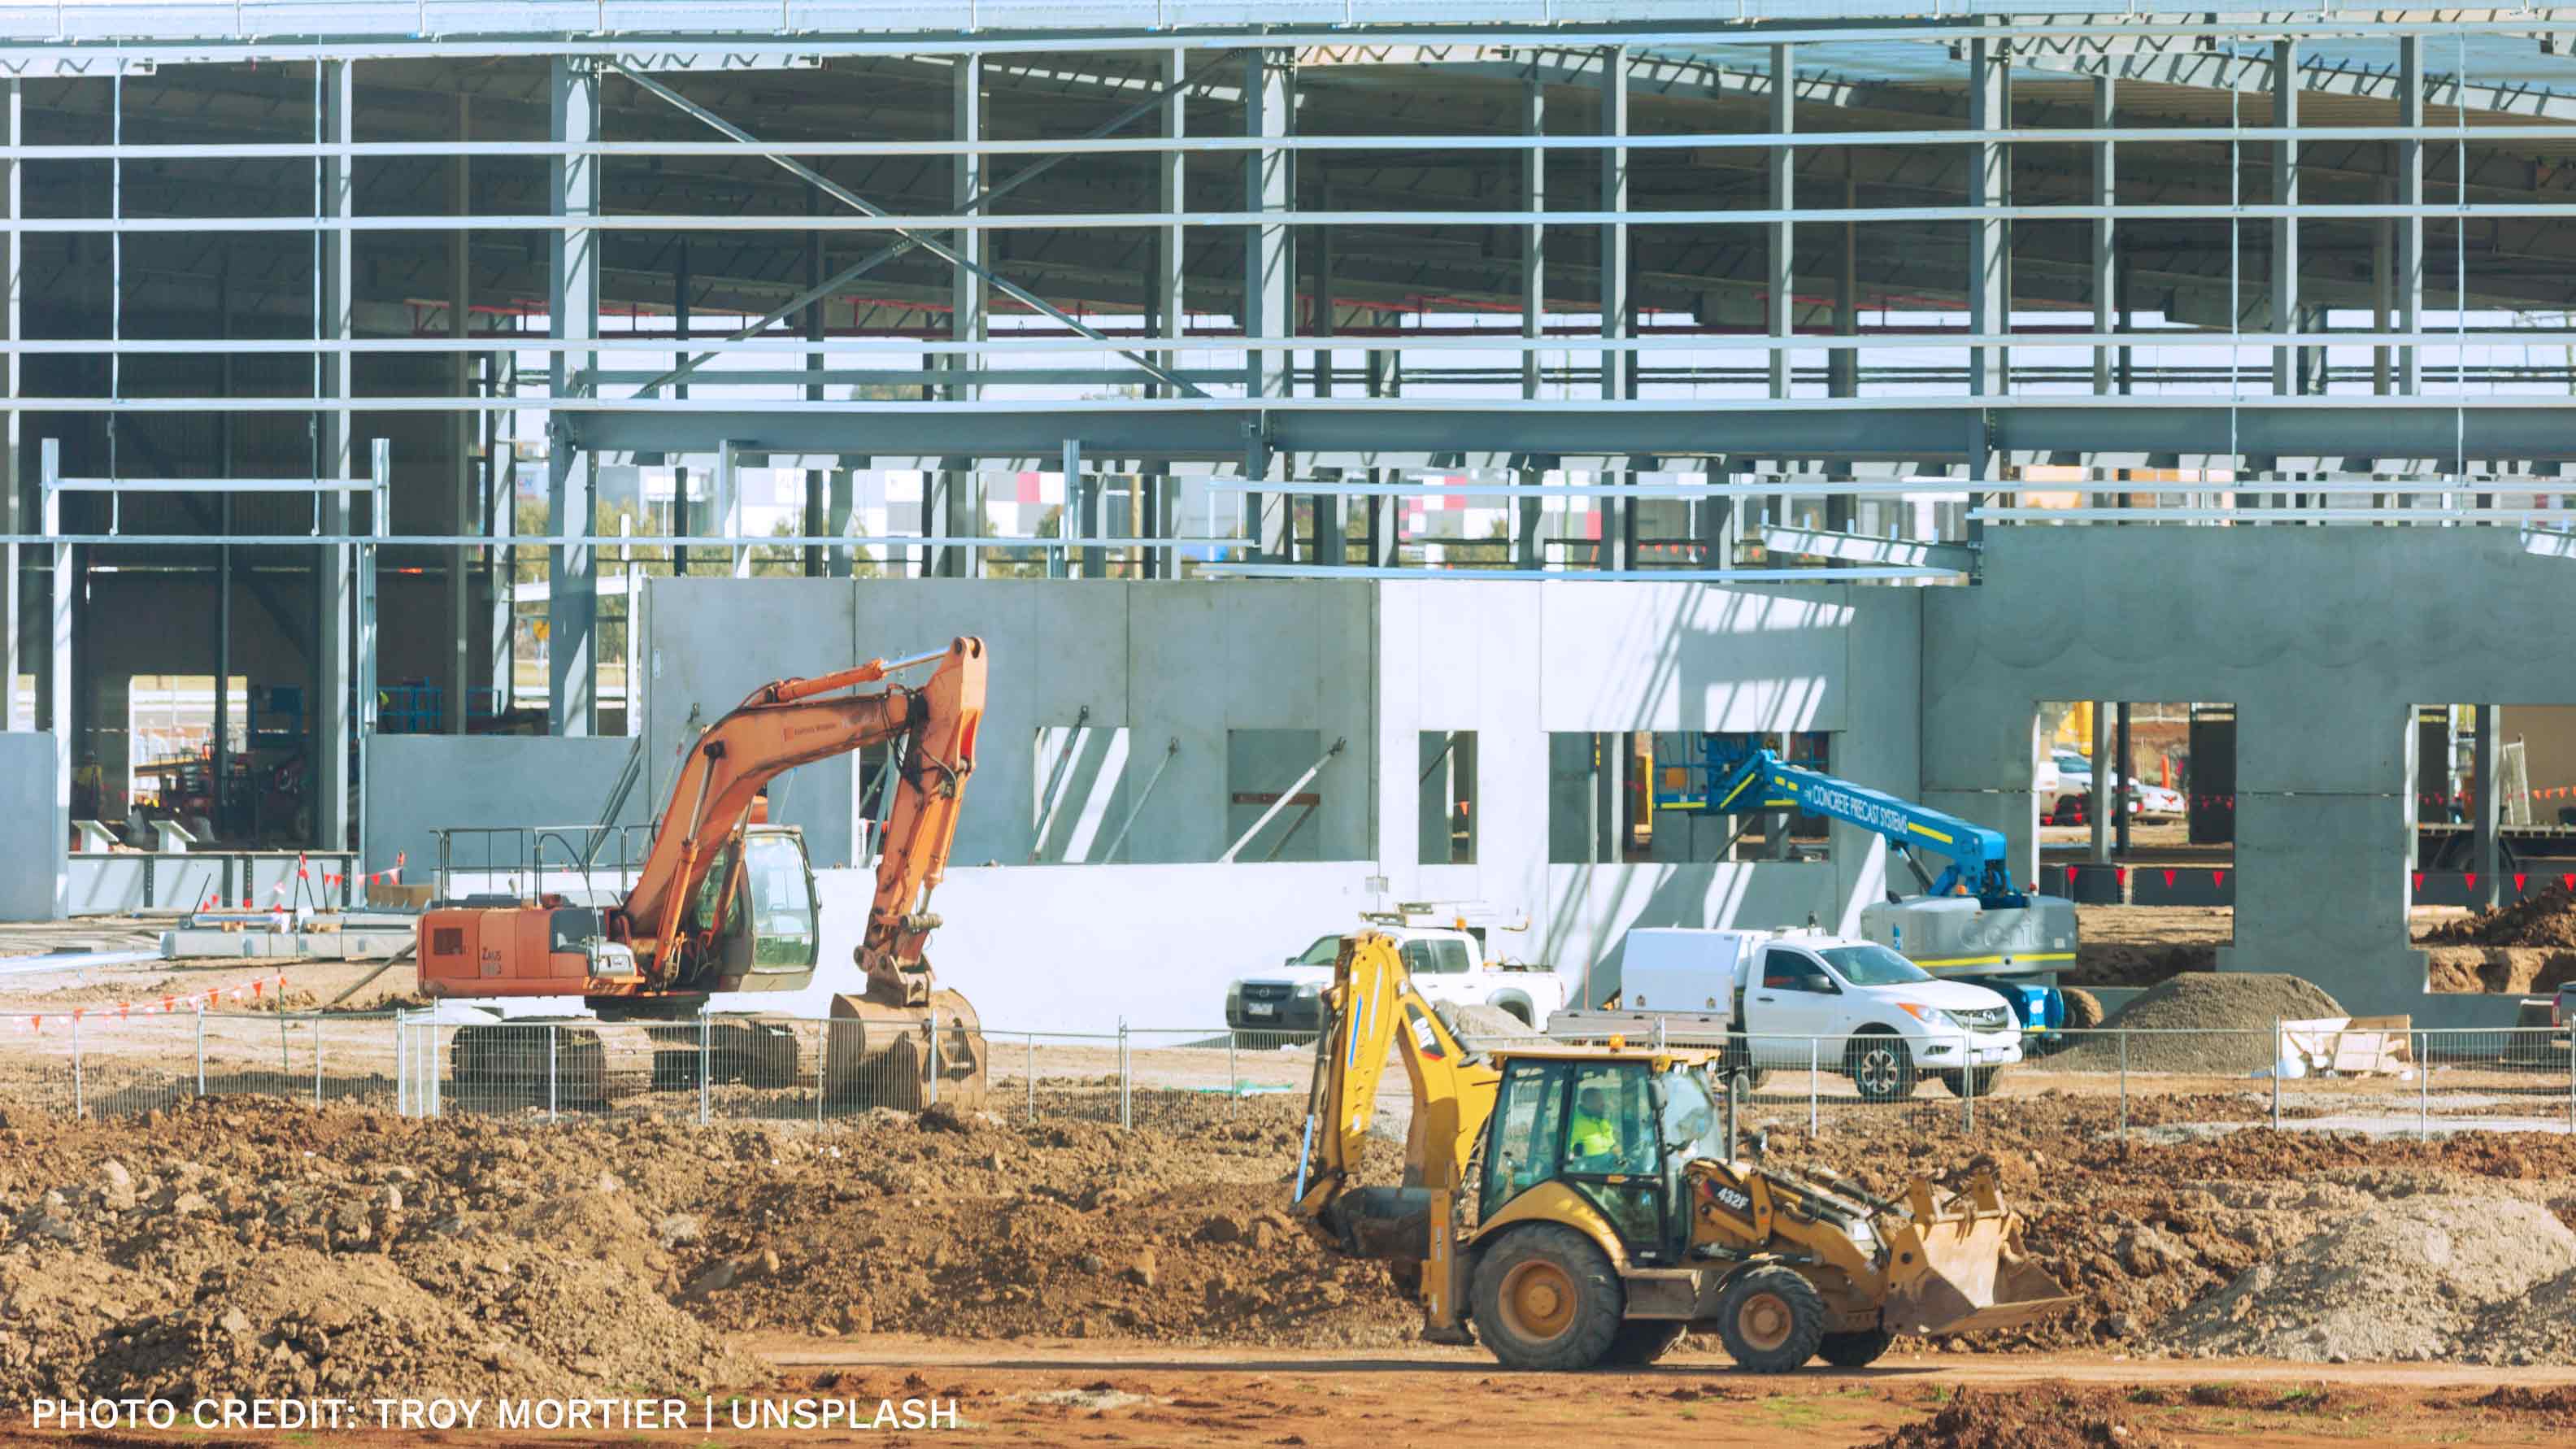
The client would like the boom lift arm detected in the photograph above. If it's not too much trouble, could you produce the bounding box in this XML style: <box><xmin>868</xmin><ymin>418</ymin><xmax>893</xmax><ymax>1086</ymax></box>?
<box><xmin>1660</xmin><ymin>741</ymin><xmax>2026</xmax><ymax>907</ymax></box>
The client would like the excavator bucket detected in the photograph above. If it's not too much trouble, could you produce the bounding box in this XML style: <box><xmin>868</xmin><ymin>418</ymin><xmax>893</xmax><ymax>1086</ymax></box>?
<box><xmin>1881</xmin><ymin>1177</ymin><xmax>2079</xmax><ymax>1337</ymax></box>
<box><xmin>825</xmin><ymin>988</ymin><xmax>988</xmax><ymax>1112</ymax></box>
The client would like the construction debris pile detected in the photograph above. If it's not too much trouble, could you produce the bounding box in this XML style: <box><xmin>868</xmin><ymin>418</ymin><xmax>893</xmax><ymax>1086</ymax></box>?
<box><xmin>2419</xmin><ymin>885</ymin><xmax>2576</xmax><ymax>992</ymax></box>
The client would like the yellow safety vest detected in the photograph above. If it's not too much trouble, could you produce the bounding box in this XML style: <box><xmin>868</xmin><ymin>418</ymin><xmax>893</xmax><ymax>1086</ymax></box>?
<box><xmin>1569</xmin><ymin>1112</ymin><xmax>1615</xmax><ymax>1157</ymax></box>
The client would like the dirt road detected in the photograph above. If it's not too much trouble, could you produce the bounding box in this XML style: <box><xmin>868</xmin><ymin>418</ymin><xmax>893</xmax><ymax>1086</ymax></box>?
<box><xmin>11</xmin><ymin>1341</ymin><xmax>2574</xmax><ymax>1446</ymax></box>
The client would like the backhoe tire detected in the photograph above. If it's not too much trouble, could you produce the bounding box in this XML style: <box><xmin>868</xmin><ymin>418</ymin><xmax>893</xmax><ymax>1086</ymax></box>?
<box><xmin>1935</xmin><ymin>1066</ymin><xmax>2001</xmax><ymax>1099</ymax></box>
<box><xmin>1843</xmin><ymin>1032</ymin><xmax>1916</xmax><ymax>1103</ymax></box>
<box><xmin>2060</xmin><ymin>988</ymin><xmax>2106</xmax><ymax>1032</ymax></box>
<box><xmin>1468</xmin><ymin>1225</ymin><xmax>1625</xmax><ymax>1372</ymax></box>
<box><xmin>1817</xmin><ymin>1327</ymin><xmax>1895</xmax><ymax>1369</ymax></box>
<box><xmin>1714</xmin><ymin>1264</ymin><xmax>1827</xmax><ymax>1373</ymax></box>
<box><xmin>1600</xmin><ymin>1321</ymin><xmax>1687</xmax><ymax>1367</ymax></box>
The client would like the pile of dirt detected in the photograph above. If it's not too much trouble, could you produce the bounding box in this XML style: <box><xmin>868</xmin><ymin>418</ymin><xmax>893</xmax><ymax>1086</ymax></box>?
<box><xmin>1869</xmin><ymin>1385</ymin><xmax>2177</xmax><ymax>1448</ymax></box>
<box><xmin>2164</xmin><ymin>1194</ymin><xmax>2576</xmax><ymax>1362</ymax></box>
<box><xmin>0</xmin><ymin>1094</ymin><xmax>1415</xmax><ymax>1400</ymax></box>
<box><xmin>2426</xmin><ymin>946</ymin><xmax>2576</xmax><ymax>995</ymax></box>
<box><xmin>2423</xmin><ymin>885</ymin><xmax>2576</xmax><ymax>948</ymax></box>
<box><xmin>2054</xmin><ymin>973</ymin><xmax>2344</xmax><ymax>1074</ymax></box>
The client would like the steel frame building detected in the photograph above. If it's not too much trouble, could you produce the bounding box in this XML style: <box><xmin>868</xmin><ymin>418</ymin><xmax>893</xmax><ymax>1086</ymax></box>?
<box><xmin>7</xmin><ymin>2</ymin><xmax>2576</xmax><ymax>853</ymax></box>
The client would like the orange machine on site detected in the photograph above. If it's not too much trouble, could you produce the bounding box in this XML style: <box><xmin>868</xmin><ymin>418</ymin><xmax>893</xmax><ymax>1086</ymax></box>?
<box><xmin>417</xmin><ymin>636</ymin><xmax>990</xmax><ymax>1104</ymax></box>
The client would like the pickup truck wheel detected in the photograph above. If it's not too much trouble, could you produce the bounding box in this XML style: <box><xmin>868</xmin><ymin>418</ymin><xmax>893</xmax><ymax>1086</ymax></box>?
<box><xmin>1715</xmin><ymin>1264</ymin><xmax>1826</xmax><ymax>1373</ymax></box>
<box><xmin>1843</xmin><ymin>1033</ymin><xmax>1916</xmax><ymax>1103</ymax></box>
<box><xmin>1469</xmin><ymin>1225</ymin><xmax>1625</xmax><ymax>1372</ymax></box>
<box><xmin>1934</xmin><ymin>1065</ymin><xmax>2001</xmax><ymax>1098</ymax></box>
<box><xmin>1719</xmin><ymin>1038</ymin><xmax>1773</xmax><ymax>1094</ymax></box>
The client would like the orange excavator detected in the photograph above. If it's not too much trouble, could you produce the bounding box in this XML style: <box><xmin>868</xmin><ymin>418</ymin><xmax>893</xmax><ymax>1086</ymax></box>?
<box><xmin>416</xmin><ymin>636</ymin><xmax>990</xmax><ymax>1107</ymax></box>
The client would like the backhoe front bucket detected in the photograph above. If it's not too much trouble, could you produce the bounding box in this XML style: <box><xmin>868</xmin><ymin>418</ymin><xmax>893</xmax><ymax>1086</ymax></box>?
<box><xmin>825</xmin><ymin>987</ymin><xmax>988</xmax><ymax>1112</ymax></box>
<box><xmin>1882</xmin><ymin>1179</ymin><xmax>2078</xmax><ymax>1337</ymax></box>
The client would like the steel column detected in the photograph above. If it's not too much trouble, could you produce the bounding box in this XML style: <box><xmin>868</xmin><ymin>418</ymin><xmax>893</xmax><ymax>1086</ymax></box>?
<box><xmin>1516</xmin><ymin>77</ymin><xmax>1547</xmax><ymax>570</ymax></box>
<box><xmin>941</xmin><ymin>54</ymin><xmax>984</xmax><ymax>581</ymax></box>
<box><xmin>2271</xmin><ymin>41</ymin><xmax>2300</xmax><ymax>395</ymax></box>
<box><xmin>316</xmin><ymin>59</ymin><xmax>355</xmax><ymax>847</ymax></box>
<box><xmin>2092</xmin><ymin>75</ymin><xmax>2116</xmax><ymax>396</ymax></box>
<box><xmin>1245</xmin><ymin>50</ymin><xmax>1294</xmax><ymax>559</ymax></box>
<box><xmin>0</xmin><ymin>78</ymin><xmax>15</xmax><ymax>733</ymax></box>
<box><xmin>1966</xmin><ymin>37</ymin><xmax>2010</xmax><ymax>546</ymax></box>
<box><xmin>1767</xmin><ymin>43</ymin><xmax>1794</xmax><ymax>400</ymax></box>
<box><xmin>446</xmin><ymin>89</ymin><xmax>472</xmax><ymax>735</ymax></box>
<box><xmin>546</xmin><ymin>56</ymin><xmax>598</xmax><ymax>737</ymax></box>
<box><xmin>1601</xmin><ymin>46</ymin><xmax>1630</xmax><ymax>570</ymax></box>
<box><xmin>2474</xmin><ymin>704</ymin><xmax>2500</xmax><ymax>908</ymax></box>
<box><xmin>2396</xmin><ymin>37</ymin><xmax>2425</xmax><ymax>394</ymax></box>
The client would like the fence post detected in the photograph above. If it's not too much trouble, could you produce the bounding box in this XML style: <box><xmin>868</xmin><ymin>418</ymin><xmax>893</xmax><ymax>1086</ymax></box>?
<box><xmin>927</xmin><ymin>1004</ymin><xmax>940</xmax><ymax>1109</ymax></box>
<box><xmin>1960</xmin><ymin>1029</ymin><xmax>1973</xmax><ymax>1134</ymax></box>
<box><xmin>280</xmin><ymin>1008</ymin><xmax>289</xmax><ymax>1086</ymax></box>
<box><xmin>195</xmin><ymin>1007</ymin><xmax>207</xmax><ymax>1098</ymax></box>
<box><xmin>815</xmin><ymin>1022</ymin><xmax>827</xmax><ymax>1125</ymax></box>
<box><xmin>1807</xmin><ymin>1036</ymin><xmax>1819</xmax><ymax>1138</ymax></box>
<box><xmin>2117</xmin><ymin>1029</ymin><xmax>2128</xmax><ymax>1143</ymax></box>
<box><xmin>547</xmin><ymin>1025</ymin><xmax>559</xmax><ymax>1125</ymax></box>
<box><xmin>697</xmin><ymin>1014</ymin><xmax>711</xmax><ymax>1126</ymax></box>
<box><xmin>314</xmin><ymin>1015</ymin><xmax>324</xmax><ymax>1106</ymax></box>
<box><xmin>1118</xmin><ymin>1017</ymin><xmax>1131</xmax><ymax>1131</ymax></box>
<box><xmin>2418</xmin><ymin>1029</ymin><xmax>2430</xmax><ymax>1142</ymax></box>
<box><xmin>1228</xmin><ymin>1029</ymin><xmax>1239</xmax><ymax>1107</ymax></box>
<box><xmin>1025</xmin><ymin>1031</ymin><xmax>1036</xmax><ymax>1121</ymax></box>
<box><xmin>71</xmin><ymin>1012</ymin><xmax>83</xmax><ymax>1118</ymax></box>
<box><xmin>2270</xmin><ymin>1016</ymin><xmax>2282</xmax><ymax>1130</ymax></box>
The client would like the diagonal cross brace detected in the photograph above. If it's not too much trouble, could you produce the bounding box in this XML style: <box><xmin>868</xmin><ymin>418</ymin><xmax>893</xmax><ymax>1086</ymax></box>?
<box><xmin>609</xmin><ymin>61</ymin><xmax>1211</xmax><ymax>399</ymax></box>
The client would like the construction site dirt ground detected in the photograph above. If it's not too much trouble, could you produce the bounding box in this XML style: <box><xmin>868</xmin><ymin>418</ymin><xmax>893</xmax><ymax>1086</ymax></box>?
<box><xmin>2</xmin><ymin>1094</ymin><xmax>2575</xmax><ymax>1444</ymax></box>
<box><xmin>14</xmin><ymin>1353</ymin><xmax>2576</xmax><ymax>1446</ymax></box>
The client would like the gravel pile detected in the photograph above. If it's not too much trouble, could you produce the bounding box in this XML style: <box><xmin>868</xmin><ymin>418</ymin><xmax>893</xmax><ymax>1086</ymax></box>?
<box><xmin>2056</xmin><ymin>973</ymin><xmax>2345</xmax><ymax>1074</ymax></box>
<box><xmin>2162</xmin><ymin>1194</ymin><xmax>2576</xmax><ymax>1363</ymax></box>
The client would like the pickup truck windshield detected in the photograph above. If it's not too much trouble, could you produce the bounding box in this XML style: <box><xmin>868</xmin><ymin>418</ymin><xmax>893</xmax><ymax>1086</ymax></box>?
<box><xmin>1293</xmin><ymin>935</ymin><xmax>1342</xmax><ymax>967</ymax></box>
<box><xmin>1817</xmin><ymin>943</ymin><xmax>1931</xmax><ymax>986</ymax></box>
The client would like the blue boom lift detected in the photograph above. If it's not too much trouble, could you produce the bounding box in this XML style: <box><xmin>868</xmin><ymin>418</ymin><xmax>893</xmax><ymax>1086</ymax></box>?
<box><xmin>1656</xmin><ymin>736</ymin><xmax>2086</xmax><ymax>1040</ymax></box>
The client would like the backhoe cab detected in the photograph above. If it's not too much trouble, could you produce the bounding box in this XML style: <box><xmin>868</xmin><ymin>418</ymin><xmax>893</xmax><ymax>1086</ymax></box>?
<box><xmin>1294</xmin><ymin>933</ymin><xmax>2073</xmax><ymax>1373</ymax></box>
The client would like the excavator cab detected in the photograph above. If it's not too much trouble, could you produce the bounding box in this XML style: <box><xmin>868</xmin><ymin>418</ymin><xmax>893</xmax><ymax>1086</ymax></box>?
<box><xmin>685</xmin><ymin>825</ymin><xmax>821</xmax><ymax>994</ymax></box>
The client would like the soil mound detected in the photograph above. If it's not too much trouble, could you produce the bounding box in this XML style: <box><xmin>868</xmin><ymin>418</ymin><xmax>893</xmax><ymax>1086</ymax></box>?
<box><xmin>1870</xmin><ymin>1385</ymin><xmax>2176</xmax><ymax>1448</ymax></box>
<box><xmin>2423</xmin><ymin>885</ymin><xmax>2576</xmax><ymax>948</ymax></box>
<box><xmin>2056</xmin><ymin>973</ymin><xmax>2343</xmax><ymax>1074</ymax></box>
<box><xmin>2163</xmin><ymin>1194</ymin><xmax>2576</xmax><ymax>1362</ymax></box>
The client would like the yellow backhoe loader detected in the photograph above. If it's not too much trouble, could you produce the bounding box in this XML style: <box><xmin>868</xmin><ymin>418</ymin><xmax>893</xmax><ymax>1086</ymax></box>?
<box><xmin>1290</xmin><ymin>932</ymin><xmax>2074</xmax><ymax>1371</ymax></box>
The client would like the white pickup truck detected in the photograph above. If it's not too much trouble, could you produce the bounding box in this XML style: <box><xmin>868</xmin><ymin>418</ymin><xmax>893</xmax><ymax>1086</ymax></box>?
<box><xmin>1549</xmin><ymin>926</ymin><xmax>2023</xmax><ymax>1102</ymax></box>
<box><xmin>1225</xmin><ymin>908</ymin><xmax>1567</xmax><ymax>1036</ymax></box>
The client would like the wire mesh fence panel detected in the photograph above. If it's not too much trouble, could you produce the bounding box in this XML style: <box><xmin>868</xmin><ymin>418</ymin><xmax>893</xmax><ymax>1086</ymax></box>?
<box><xmin>198</xmin><ymin>1011</ymin><xmax>324</xmax><ymax>1099</ymax></box>
<box><xmin>46</xmin><ymin>1012</ymin><xmax>197</xmax><ymax>1117</ymax></box>
<box><xmin>2409</xmin><ymin>1027</ymin><xmax>2574</xmax><ymax>1134</ymax></box>
<box><xmin>994</xmin><ymin>1032</ymin><xmax>1127</xmax><ymax>1124</ymax></box>
<box><xmin>313</xmin><ymin>1014</ymin><xmax>400</xmax><ymax>1108</ymax></box>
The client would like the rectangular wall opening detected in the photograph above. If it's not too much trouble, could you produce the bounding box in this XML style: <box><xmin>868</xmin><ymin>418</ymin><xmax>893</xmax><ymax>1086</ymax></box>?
<box><xmin>1551</xmin><ymin>730</ymin><xmax>1836</xmax><ymax>864</ymax></box>
<box><xmin>120</xmin><ymin>673</ymin><xmax>248</xmax><ymax>835</ymax></box>
<box><xmin>1031</xmin><ymin>722</ymin><xmax>1131</xmax><ymax>864</ymax></box>
<box><xmin>2410</xmin><ymin>703</ymin><xmax>2576</xmax><ymax>994</ymax></box>
<box><xmin>1418</xmin><ymin>730</ymin><xmax>1477</xmax><ymax>864</ymax></box>
<box><xmin>1227</xmin><ymin>729</ymin><xmax>1328</xmax><ymax>863</ymax></box>
<box><xmin>2037</xmin><ymin>699</ymin><xmax>2235</xmax><ymax>995</ymax></box>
